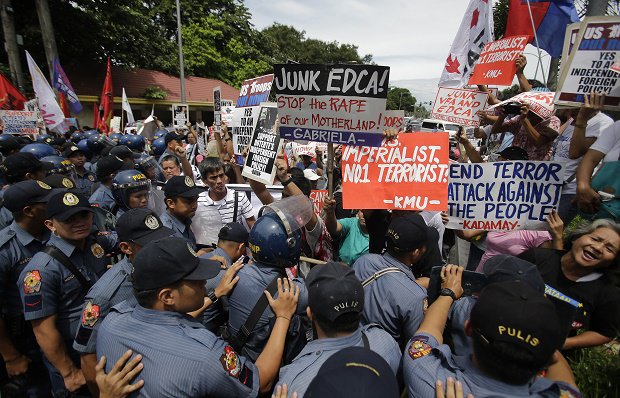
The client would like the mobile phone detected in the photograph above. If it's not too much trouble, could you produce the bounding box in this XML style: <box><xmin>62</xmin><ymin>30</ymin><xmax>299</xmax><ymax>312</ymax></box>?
<box><xmin>427</xmin><ymin>266</ymin><xmax>489</xmax><ymax>304</ymax></box>
<box><xmin>236</xmin><ymin>154</ymin><xmax>245</xmax><ymax>166</ymax></box>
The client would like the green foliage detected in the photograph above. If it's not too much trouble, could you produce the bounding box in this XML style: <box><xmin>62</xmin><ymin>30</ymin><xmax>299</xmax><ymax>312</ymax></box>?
<box><xmin>493</xmin><ymin>0</ymin><xmax>510</xmax><ymax>40</ymax></box>
<box><xmin>143</xmin><ymin>85</ymin><xmax>168</xmax><ymax>99</ymax></box>
<box><xmin>569</xmin><ymin>344</ymin><xmax>620</xmax><ymax>397</ymax></box>
<box><xmin>386</xmin><ymin>87</ymin><xmax>416</xmax><ymax>111</ymax></box>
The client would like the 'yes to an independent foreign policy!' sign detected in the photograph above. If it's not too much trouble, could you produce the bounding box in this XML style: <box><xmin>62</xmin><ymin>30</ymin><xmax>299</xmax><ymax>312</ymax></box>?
<box><xmin>274</xmin><ymin>64</ymin><xmax>390</xmax><ymax>147</ymax></box>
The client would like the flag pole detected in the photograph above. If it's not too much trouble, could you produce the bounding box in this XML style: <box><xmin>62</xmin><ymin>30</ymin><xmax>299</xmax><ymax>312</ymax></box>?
<box><xmin>525</xmin><ymin>0</ymin><xmax>548</xmax><ymax>86</ymax></box>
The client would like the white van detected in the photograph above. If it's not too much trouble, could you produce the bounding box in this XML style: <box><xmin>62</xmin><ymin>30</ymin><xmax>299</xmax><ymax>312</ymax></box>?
<box><xmin>419</xmin><ymin>118</ymin><xmax>461</xmax><ymax>138</ymax></box>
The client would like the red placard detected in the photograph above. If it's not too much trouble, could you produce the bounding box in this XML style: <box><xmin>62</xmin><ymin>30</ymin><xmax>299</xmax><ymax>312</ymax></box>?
<box><xmin>342</xmin><ymin>133</ymin><xmax>449</xmax><ymax>211</ymax></box>
<box><xmin>310</xmin><ymin>190</ymin><xmax>328</xmax><ymax>216</ymax></box>
<box><xmin>468</xmin><ymin>36</ymin><xmax>528</xmax><ymax>86</ymax></box>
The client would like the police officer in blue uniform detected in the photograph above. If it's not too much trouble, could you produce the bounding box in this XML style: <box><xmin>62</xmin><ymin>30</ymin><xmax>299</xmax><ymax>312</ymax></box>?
<box><xmin>96</xmin><ymin>236</ymin><xmax>299</xmax><ymax>397</ymax></box>
<box><xmin>227</xmin><ymin>212</ymin><xmax>309</xmax><ymax>363</ymax></box>
<box><xmin>0</xmin><ymin>180</ymin><xmax>57</xmax><ymax>397</ymax></box>
<box><xmin>63</xmin><ymin>145</ymin><xmax>95</xmax><ymax>197</ymax></box>
<box><xmin>352</xmin><ymin>214</ymin><xmax>429</xmax><ymax>347</ymax></box>
<box><xmin>160</xmin><ymin>175</ymin><xmax>203</xmax><ymax>248</ymax></box>
<box><xmin>73</xmin><ymin>208</ymin><xmax>173</xmax><ymax>394</ymax></box>
<box><xmin>89</xmin><ymin>155</ymin><xmax>129</xmax><ymax>213</ymax></box>
<box><xmin>18</xmin><ymin>192</ymin><xmax>114</xmax><ymax>397</ymax></box>
<box><xmin>403</xmin><ymin>265</ymin><xmax>583</xmax><ymax>398</ymax></box>
<box><xmin>110</xmin><ymin>170</ymin><xmax>151</xmax><ymax>218</ymax></box>
<box><xmin>278</xmin><ymin>262</ymin><xmax>401</xmax><ymax>397</ymax></box>
<box><xmin>157</xmin><ymin>131</ymin><xmax>185</xmax><ymax>164</ymax></box>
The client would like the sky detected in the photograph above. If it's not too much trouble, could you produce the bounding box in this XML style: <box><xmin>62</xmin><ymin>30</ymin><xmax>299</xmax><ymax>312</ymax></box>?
<box><xmin>245</xmin><ymin>0</ymin><xmax>552</xmax><ymax>103</ymax></box>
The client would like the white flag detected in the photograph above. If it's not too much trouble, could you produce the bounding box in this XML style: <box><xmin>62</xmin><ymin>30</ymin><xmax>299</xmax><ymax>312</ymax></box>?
<box><xmin>438</xmin><ymin>0</ymin><xmax>494</xmax><ymax>88</ymax></box>
<box><xmin>121</xmin><ymin>88</ymin><xmax>135</xmax><ymax>124</ymax></box>
<box><xmin>25</xmin><ymin>51</ymin><xmax>64</xmax><ymax>131</ymax></box>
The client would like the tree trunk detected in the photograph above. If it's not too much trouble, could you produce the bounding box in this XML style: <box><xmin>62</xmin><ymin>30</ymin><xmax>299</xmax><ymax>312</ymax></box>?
<box><xmin>547</xmin><ymin>58</ymin><xmax>560</xmax><ymax>91</ymax></box>
<box><xmin>0</xmin><ymin>0</ymin><xmax>24</xmax><ymax>90</ymax></box>
<box><xmin>586</xmin><ymin>0</ymin><xmax>608</xmax><ymax>16</ymax></box>
<box><xmin>34</xmin><ymin>0</ymin><xmax>58</xmax><ymax>82</ymax></box>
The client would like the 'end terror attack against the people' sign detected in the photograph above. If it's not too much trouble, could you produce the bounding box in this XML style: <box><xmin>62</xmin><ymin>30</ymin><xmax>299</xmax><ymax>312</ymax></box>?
<box><xmin>274</xmin><ymin>64</ymin><xmax>390</xmax><ymax>147</ymax></box>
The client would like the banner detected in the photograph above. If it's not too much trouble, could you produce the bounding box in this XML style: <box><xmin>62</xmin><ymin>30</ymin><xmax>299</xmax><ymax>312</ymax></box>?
<box><xmin>555</xmin><ymin>16</ymin><xmax>620</xmax><ymax>109</ymax></box>
<box><xmin>310</xmin><ymin>190</ymin><xmax>328</xmax><ymax>216</ymax></box>
<box><xmin>232</xmin><ymin>75</ymin><xmax>273</xmax><ymax>155</ymax></box>
<box><xmin>274</xmin><ymin>64</ymin><xmax>390</xmax><ymax>147</ymax></box>
<box><xmin>52</xmin><ymin>58</ymin><xmax>82</xmax><ymax>114</ymax></box>
<box><xmin>488</xmin><ymin>91</ymin><xmax>555</xmax><ymax>119</ymax></box>
<box><xmin>431</xmin><ymin>88</ymin><xmax>488</xmax><ymax>127</ymax></box>
<box><xmin>25</xmin><ymin>51</ymin><xmax>64</xmax><ymax>131</ymax></box>
<box><xmin>342</xmin><ymin>133</ymin><xmax>449</xmax><ymax>211</ymax></box>
<box><xmin>0</xmin><ymin>110</ymin><xmax>38</xmax><ymax>134</ymax></box>
<box><xmin>446</xmin><ymin>161</ymin><xmax>565</xmax><ymax>231</ymax></box>
<box><xmin>122</xmin><ymin>88</ymin><xmax>135</xmax><ymax>124</ymax></box>
<box><xmin>213</xmin><ymin>87</ymin><xmax>222</xmax><ymax>134</ymax></box>
<box><xmin>0</xmin><ymin>73</ymin><xmax>27</xmax><ymax>110</ymax></box>
<box><xmin>242</xmin><ymin>104</ymin><xmax>283</xmax><ymax>185</ymax></box>
<box><xmin>468</xmin><ymin>36</ymin><xmax>529</xmax><ymax>86</ymax></box>
<box><xmin>172</xmin><ymin>103</ymin><xmax>189</xmax><ymax>128</ymax></box>
<box><xmin>439</xmin><ymin>0</ymin><xmax>494</xmax><ymax>88</ymax></box>
<box><xmin>110</xmin><ymin>116</ymin><xmax>121</xmax><ymax>133</ymax></box>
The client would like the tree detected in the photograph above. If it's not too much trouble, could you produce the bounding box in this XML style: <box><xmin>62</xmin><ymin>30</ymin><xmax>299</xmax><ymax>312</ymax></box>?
<box><xmin>493</xmin><ymin>0</ymin><xmax>510</xmax><ymax>40</ymax></box>
<box><xmin>386</xmin><ymin>87</ymin><xmax>416</xmax><ymax>111</ymax></box>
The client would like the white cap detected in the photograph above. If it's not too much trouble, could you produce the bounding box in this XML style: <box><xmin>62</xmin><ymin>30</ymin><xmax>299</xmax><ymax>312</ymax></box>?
<box><xmin>303</xmin><ymin>169</ymin><xmax>320</xmax><ymax>181</ymax></box>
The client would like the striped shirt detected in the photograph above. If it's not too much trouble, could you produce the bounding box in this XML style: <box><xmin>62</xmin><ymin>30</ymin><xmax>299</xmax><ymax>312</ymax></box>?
<box><xmin>192</xmin><ymin>188</ymin><xmax>254</xmax><ymax>245</ymax></box>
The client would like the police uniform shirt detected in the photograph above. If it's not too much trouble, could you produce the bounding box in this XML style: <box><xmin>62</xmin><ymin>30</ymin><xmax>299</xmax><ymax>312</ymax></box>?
<box><xmin>97</xmin><ymin>302</ymin><xmax>259</xmax><ymax>397</ymax></box>
<box><xmin>73</xmin><ymin>257</ymin><xmax>137</xmax><ymax>354</ymax></box>
<box><xmin>352</xmin><ymin>253</ymin><xmax>427</xmax><ymax>346</ymax></box>
<box><xmin>278</xmin><ymin>324</ymin><xmax>401</xmax><ymax>397</ymax></box>
<box><xmin>199</xmin><ymin>248</ymin><xmax>230</xmax><ymax>332</ymax></box>
<box><xmin>0</xmin><ymin>205</ymin><xmax>13</xmax><ymax>230</ymax></box>
<box><xmin>227</xmin><ymin>262</ymin><xmax>308</xmax><ymax>361</ymax></box>
<box><xmin>89</xmin><ymin>184</ymin><xmax>116</xmax><ymax>213</ymax></box>
<box><xmin>403</xmin><ymin>332</ymin><xmax>582</xmax><ymax>398</ymax></box>
<box><xmin>73</xmin><ymin>170</ymin><xmax>96</xmax><ymax>197</ymax></box>
<box><xmin>447</xmin><ymin>296</ymin><xmax>476</xmax><ymax>357</ymax></box>
<box><xmin>0</xmin><ymin>222</ymin><xmax>49</xmax><ymax>317</ymax></box>
<box><xmin>160</xmin><ymin>210</ymin><xmax>197</xmax><ymax>248</ymax></box>
<box><xmin>18</xmin><ymin>234</ymin><xmax>108</xmax><ymax>343</ymax></box>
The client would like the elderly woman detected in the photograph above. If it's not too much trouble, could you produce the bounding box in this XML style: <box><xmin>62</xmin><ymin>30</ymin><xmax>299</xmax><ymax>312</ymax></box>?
<box><xmin>519</xmin><ymin>219</ymin><xmax>620</xmax><ymax>349</ymax></box>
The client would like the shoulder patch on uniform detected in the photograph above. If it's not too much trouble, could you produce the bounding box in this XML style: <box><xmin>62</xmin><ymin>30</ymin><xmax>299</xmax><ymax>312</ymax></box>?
<box><xmin>91</xmin><ymin>243</ymin><xmax>105</xmax><ymax>258</ymax></box>
<box><xmin>220</xmin><ymin>345</ymin><xmax>241</xmax><ymax>377</ymax></box>
<box><xmin>559</xmin><ymin>388</ymin><xmax>581</xmax><ymax>398</ymax></box>
<box><xmin>24</xmin><ymin>294</ymin><xmax>42</xmax><ymax>312</ymax></box>
<box><xmin>81</xmin><ymin>301</ymin><xmax>100</xmax><ymax>328</ymax></box>
<box><xmin>23</xmin><ymin>270</ymin><xmax>42</xmax><ymax>294</ymax></box>
<box><xmin>408</xmin><ymin>336</ymin><xmax>432</xmax><ymax>360</ymax></box>
<box><xmin>88</xmin><ymin>174</ymin><xmax>95</xmax><ymax>182</ymax></box>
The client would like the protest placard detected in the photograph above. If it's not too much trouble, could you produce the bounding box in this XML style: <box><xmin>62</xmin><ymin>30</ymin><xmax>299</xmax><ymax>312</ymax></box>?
<box><xmin>468</xmin><ymin>36</ymin><xmax>529</xmax><ymax>86</ymax></box>
<box><xmin>0</xmin><ymin>110</ymin><xmax>38</xmax><ymax>134</ymax></box>
<box><xmin>555</xmin><ymin>16</ymin><xmax>620</xmax><ymax>109</ymax></box>
<box><xmin>242</xmin><ymin>104</ymin><xmax>283</xmax><ymax>185</ymax></box>
<box><xmin>488</xmin><ymin>91</ymin><xmax>556</xmax><ymax>119</ymax></box>
<box><xmin>110</xmin><ymin>116</ymin><xmax>121</xmax><ymax>133</ymax></box>
<box><xmin>341</xmin><ymin>133</ymin><xmax>449</xmax><ymax>211</ymax></box>
<box><xmin>379</xmin><ymin>110</ymin><xmax>405</xmax><ymax>131</ymax></box>
<box><xmin>274</xmin><ymin>63</ymin><xmax>390</xmax><ymax>147</ymax></box>
<box><xmin>310</xmin><ymin>190</ymin><xmax>328</xmax><ymax>216</ymax></box>
<box><xmin>222</xmin><ymin>104</ymin><xmax>235</xmax><ymax>125</ymax></box>
<box><xmin>232</xmin><ymin>75</ymin><xmax>274</xmax><ymax>155</ymax></box>
<box><xmin>172</xmin><ymin>104</ymin><xmax>189</xmax><ymax>128</ymax></box>
<box><xmin>446</xmin><ymin>161</ymin><xmax>565</xmax><ymax>231</ymax></box>
<box><xmin>431</xmin><ymin>87</ymin><xmax>488</xmax><ymax>127</ymax></box>
<box><xmin>213</xmin><ymin>87</ymin><xmax>221</xmax><ymax>134</ymax></box>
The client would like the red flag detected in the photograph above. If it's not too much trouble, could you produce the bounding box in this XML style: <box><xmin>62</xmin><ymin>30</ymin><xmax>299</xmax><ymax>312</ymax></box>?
<box><xmin>93</xmin><ymin>102</ymin><xmax>101</xmax><ymax>130</ymax></box>
<box><xmin>0</xmin><ymin>73</ymin><xmax>27</xmax><ymax>110</ymax></box>
<box><xmin>59</xmin><ymin>92</ymin><xmax>70</xmax><ymax>117</ymax></box>
<box><xmin>504</xmin><ymin>0</ymin><xmax>547</xmax><ymax>41</ymax></box>
<box><xmin>99</xmin><ymin>57</ymin><xmax>113</xmax><ymax>133</ymax></box>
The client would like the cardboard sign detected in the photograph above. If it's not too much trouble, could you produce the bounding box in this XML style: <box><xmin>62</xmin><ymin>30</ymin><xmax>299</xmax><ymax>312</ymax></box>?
<box><xmin>0</xmin><ymin>110</ymin><xmax>38</xmax><ymax>134</ymax></box>
<box><xmin>380</xmin><ymin>110</ymin><xmax>405</xmax><ymax>131</ymax></box>
<box><xmin>242</xmin><ymin>104</ymin><xmax>283</xmax><ymax>185</ymax></box>
<box><xmin>488</xmin><ymin>91</ymin><xmax>556</xmax><ymax>119</ymax></box>
<box><xmin>446</xmin><ymin>161</ymin><xmax>565</xmax><ymax>231</ymax></box>
<box><xmin>468</xmin><ymin>36</ymin><xmax>529</xmax><ymax>86</ymax></box>
<box><xmin>110</xmin><ymin>116</ymin><xmax>121</xmax><ymax>133</ymax></box>
<box><xmin>555</xmin><ymin>16</ymin><xmax>620</xmax><ymax>109</ymax></box>
<box><xmin>274</xmin><ymin>63</ymin><xmax>390</xmax><ymax>147</ymax></box>
<box><xmin>232</xmin><ymin>75</ymin><xmax>274</xmax><ymax>155</ymax></box>
<box><xmin>310</xmin><ymin>190</ymin><xmax>328</xmax><ymax>216</ymax></box>
<box><xmin>172</xmin><ymin>103</ymin><xmax>189</xmax><ymax>128</ymax></box>
<box><xmin>342</xmin><ymin>133</ymin><xmax>449</xmax><ymax>211</ymax></box>
<box><xmin>222</xmin><ymin>104</ymin><xmax>235</xmax><ymax>125</ymax></box>
<box><xmin>213</xmin><ymin>87</ymin><xmax>221</xmax><ymax>133</ymax></box>
<box><xmin>431</xmin><ymin>88</ymin><xmax>488</xmax><ymax>127</ymax></box>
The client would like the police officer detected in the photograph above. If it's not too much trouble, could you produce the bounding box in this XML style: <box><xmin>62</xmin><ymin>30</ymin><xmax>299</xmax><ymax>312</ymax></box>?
<box><xmin>63</xmin><ymin>144</ymin><xmax>95</xmax><ymax>196</ymax></box>
<box><xmin>96</xmin><ymin>236</ymin><xmax>299</xmax><ymax>397</ymax></box>
<box><xmin>227</xmin><ymin>211</ymin><xmax>308</xmax><ymax>363</ymax></box>
<box><xmin>0</xmin><ymin>181</ymin><xmax>57</xmax><ymax>397</ymax></box>
<box><xmin>42</xmin><ymin>174</ymin><xmax>78</xmax><ymax>191</ymax></box>
<box><xmin>109</xmin><ymin>145</ymin><xmax>135</xmax><ymax>170</ymax></box>
<box><xmin>74</xmin><ymin>209</ymin><xmax>174</xmax><ymax>394</ymax></box>
<box><xmin>89</xmin><ymin>155</ymin><xmax>129</xmax><ymax>213</ymax></box>
<box><xmin>18</xmin><ymin>192</ymin><xmax>114</xmax><ymax>397</ymax></box>
<box><xmin>110</xmin><ymin>170</ymin><xmax>151</xmax><ymax>218</ymax></box>
<box><xmin>403</xmin><ymin>266</ymin><xmax>582</xmax><ymax>398</ymax></box>
<box><xmin>158</xmin><ymin>131</ymin><xmax>185</xmax><ymax>164</ymax></box>
<box><xmin>0</xmin><ymin>134</ymin><xmax>22</xmax><ymax>159</ymax></box>
<box><xmin>160</xmin><ymin>175</ymin><xmax>203</xmax><ymax>248</ymax></box>
<box><xmin>20</xmin><ymin>143</ymin><xmax>56</xmax><ymax>160</ymax></box>
<box><xmin>352</xmin><ymin>214</ymin><xmax>429</xmax><ymax>347</ymax></box>
<box><xmin>278</xmin><ymin>262</ymin><xmax>401</xmax><ymax>397</ymax></box>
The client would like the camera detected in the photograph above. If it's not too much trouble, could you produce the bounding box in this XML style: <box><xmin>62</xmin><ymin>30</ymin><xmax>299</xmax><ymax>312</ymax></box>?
<box><xmin>502</xmin><ymin>101</ymin><xmax>522</xmax><ymax>115</ymax></box>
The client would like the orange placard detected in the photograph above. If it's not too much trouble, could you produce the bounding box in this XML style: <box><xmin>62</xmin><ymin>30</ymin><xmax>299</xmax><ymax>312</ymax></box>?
<box><xmin>310</xmin><ymin>190</ymin><xmax>328</xmax><ymax>216</ymax></box>
<box><xmin>342</xmin><ymin>133</ymin><xmax>449</xmax><ymax>211</ymax></box>
<box><xmin>468</xmin><ymin>35</ymin><xmax>528</xmax><ymax>86</ymax></box>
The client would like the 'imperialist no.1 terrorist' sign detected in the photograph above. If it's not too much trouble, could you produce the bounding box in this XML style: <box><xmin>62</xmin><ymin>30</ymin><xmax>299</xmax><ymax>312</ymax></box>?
<box><xmin>446</xmin><ymin>161</ymin><xmax>565</xmax><ymax>231</ymax></box>
<box><xmin>232</xmin><ymin>74</ymin><xmax>274</xmax><ymax>155</ymax></box>
<box><xmin>274</xmin><ymin>64</ymin><xmax>390</xmax><ymax>147</ymax></box>
<box><xmin>342</xmin><ymin>133</ymin><xmax>449</xmax><ymax>211</ymax></box>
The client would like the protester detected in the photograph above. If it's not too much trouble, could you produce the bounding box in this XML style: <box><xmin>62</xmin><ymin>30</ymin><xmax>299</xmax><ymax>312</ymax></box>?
<box><xmin>323</xmin><ymin>197</ymin><xmax>370</xmax><ymax>265</ymax></box>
